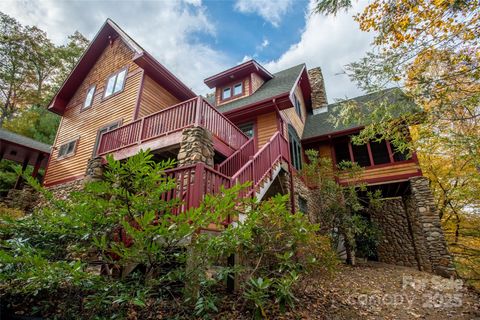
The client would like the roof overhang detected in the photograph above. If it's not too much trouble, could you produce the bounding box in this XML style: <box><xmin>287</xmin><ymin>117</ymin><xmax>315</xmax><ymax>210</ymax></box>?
<box><xmin>302</xmin><ymin>126</ymin><xmax>364</xmax><ymax>144</ymax></box>
<box><xmin>133</xmin><ymin>52</ymin><xmax>195</xmax><ymax>101</ymax></box>
<box><xmin>222</xmin><ymin>92</ymin><xmax>291</xmax><ymax>122</ymax></box>
<box><xmin>204</xmin><ymin>60</ymin><xmax>274</xmax><ymax>89</ymax></box>
<box><xmin>289</xmin><ymin>65</ymin><xmax>312</xmax><ymax>112</ymax></box>
<box><xmin>48</xmin><ymin>19</ymin><xmax>195</xmax><ymax>115</ymax></box>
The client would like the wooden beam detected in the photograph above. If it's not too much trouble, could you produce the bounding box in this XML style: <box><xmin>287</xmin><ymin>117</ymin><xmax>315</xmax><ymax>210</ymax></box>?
<box><xmin>32</xmin><ymin>153</ymin><xmax>44</xmax><ymax>178</ymax></box>
<box><xmin>14</xmin><ymin>154</ymin><xmax>30</xmax><ymax>189</ymax></box>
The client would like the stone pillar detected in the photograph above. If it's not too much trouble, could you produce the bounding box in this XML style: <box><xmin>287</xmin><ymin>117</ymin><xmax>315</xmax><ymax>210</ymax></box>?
<box><xmin>370</xmin><ymin>197</ymin><xmax>419</xmax><ymax>267</ymax></box>
<box><xmin>405</xmin><ymin>176</ymin><xmax>455</xmax><ymax>277</ymax></box>
<box><xmin>84</xmin><ymin>157</ymin><xmax>105</xmax><ymax>183</ymax></box>
<box><xmin>177</xmin><ymin>126</ymin><xmax>214</xmax><ymax>167</ymax></box>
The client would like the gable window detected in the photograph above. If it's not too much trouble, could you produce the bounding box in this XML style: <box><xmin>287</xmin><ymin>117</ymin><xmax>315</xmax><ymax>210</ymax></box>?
<box><xmin>222</xmin><ymin>87</ymin><xmax>232</xmax><ymax>100</ymax></box>
<box><xmin>83</xmin><ymin>85</ymin><xmax>96</xmax><ymax>110</ymax></box>
<box><xmin>93</xmin><ymin>121</ymin><xmax>121</xmax><ymax>156</ymax></box>
<box><xmin>238</xmin><ymin>122</ymin><xmax>254</xmax><ymax>139</ymax></box>
<box><xmin>293</xmin><ymin>94</ymin><xmax>302</xmax><ymax>118</ymax></box>
<box><xmin>104</xmin><ymin>68</ymin><xmax>127</xmax><ymax>98</ymax></box>
<box><xmin>58</xmin><ymin>139</ymin><xmax>78</xmax><ymax>159</ymax></box>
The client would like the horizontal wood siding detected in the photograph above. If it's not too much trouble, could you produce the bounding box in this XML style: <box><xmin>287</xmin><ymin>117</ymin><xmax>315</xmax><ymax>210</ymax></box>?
<box><xmin>251</xmin><ymin>72</ymin><xmax>264</xmax><ymax>94</ymax></box>
<box><xmin>137</xmin><ymin>75</ymin><xmax>180</xmax><ymax>118</ymax></box>
<box><xmin>257</xmin><ymin>112</ymin><xmax>278</xmax><ymax>147</ymax></box>
<box><xmin>339</xmin><ymin>161</ymin><xmax>421</xmax><ymax>184</ymax></box>
<box><xmin>280</xmin><ymin>84</ymin><xmax>308</xmax><ymax>138</ymax></box>
<box><xmin>44</xmin><ymin>38</ymin><xmax>141</xmax><ymax>186</ymax></box>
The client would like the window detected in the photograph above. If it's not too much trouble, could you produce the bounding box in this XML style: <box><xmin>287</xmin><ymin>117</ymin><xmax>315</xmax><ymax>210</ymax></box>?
<box><xmin>370</xmin><ymin>140</ymin><xmax>390</xmax><ymax>165</ymax></box>
<box><xmin>298</xmin><ymin>197</ymin><xmax>308</xmax><ymax>213</ymax></box>
<box><xmin>234</xmin><ymin>83</ymin><xmax>243</xmax><ymax>95</ymax></box>
<box><xmin>239</xmin><ymin>122</ymin><xmax>254</xmax><ymax>138</ymax></box>
<box><xmin>104</xmin><ymin>68</ymin><xmax>127</xmax><ymax>98</ymax></box>
<box><xmin>83</xmin><ymin>85</ymin><xmax>96</xmax><ymax>110</ymax></box>
<box><xmin>293</xmin><ymin>94</ymin><xmax>302</xmax><ymax>118</ymax></box>
<box><xmin>58</xmin><ymin>139</ymin><xmax>78</xmax><ymax>159</ymax></box>
<box><xmin>351</xmin><ymin>144</ymin><xmax>371</xmax><ymax>167</ymax></box>
<box><xmin>222</xmin><ymin>87</ymin><xmax>232</xmax><ymax>100</ymax></box>
<box><xmin>221</xmin><ymin>82</ymin><xmax>243</xmax><ymax>101</ymax></box>
<box><xmin>288</xmin><ymin>126</ymin><xmax>303</xmax><ymax>171</ymax></box>
<box><xmin>393</xmin><ymin>148</ymin><xmax>410</xmax><ymax>162</ymax></box>
<box><xmin>334</xmin><ymin>141</ymin><xmax>351</xmax><ymax>164</ymax></box>
<box><xmin>93</xmin><ymin>121</ymin><xmax>121</xmax><ymax>156</ymax></box>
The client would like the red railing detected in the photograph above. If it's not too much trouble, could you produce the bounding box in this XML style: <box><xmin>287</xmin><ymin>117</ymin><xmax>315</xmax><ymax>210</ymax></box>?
<box><xmin>162</xmin><ymin>163</ymin><xmax>231</xmax><ymax>214</ymax></box>
<box><xmin>231</xmin><ymin>132</ymin><xmax>290</xmax><ymax>197</ymax></box>
<box><xmin>217</xmin><ymin>138</ymin><xmax>255</xmax><ymax>176</ymax></box>
<box><xmin>97</xmin><ymin>97</ymin><xmax>249</xmax><ymax>155</ymax></box>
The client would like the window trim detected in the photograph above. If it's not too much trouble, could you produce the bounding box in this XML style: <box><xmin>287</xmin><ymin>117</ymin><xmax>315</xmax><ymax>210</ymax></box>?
<box><xmin>81</xmin><ymin>85</ymin><xmax>96</xmax><ymax>111</ymax></box>
<box><xmin>102</xmin><ymin>66</ymin><xmax>128</xmax><ymax>100</ymax></box>
<box><xmin>57</xmin><ymin>137</ymin><xmax>79</xmax><ymax>160</ymax></box>
<box><xmin>332</xmin><ymin>137</ymin><xmax>413</xmax><ymax>169</ymax></box>
<box><xmin>293</xmin><ymin>94</ymin><xmax>303</xmax><ymax>119</ymax></box>
<box><xmin>220</xmin><ymin>80</ymin><xmax>245</xmax><ymax>102</ymax></box>
<box><xmin>93</xmin><ymin>119</ymin><xmax>123</xmax><ymax>157</ymax></box>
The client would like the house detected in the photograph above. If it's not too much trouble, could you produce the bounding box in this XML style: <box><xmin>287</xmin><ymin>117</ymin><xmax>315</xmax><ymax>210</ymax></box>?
<box><xmin>43</xmin><ymin>19</ymin><xmax>454</xmax><ymax>277</ymax></box>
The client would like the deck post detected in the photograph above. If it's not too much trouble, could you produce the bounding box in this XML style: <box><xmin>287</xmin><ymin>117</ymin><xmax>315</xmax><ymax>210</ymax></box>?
<box><xmin>191</xmin><ymin>163</ymin><xmax>205</xmax><ymax>207</ymax></box>
<box><xmin>14</xmin><ymin>154</ymin><xmax>30</xmax><ymax>190</ymax></box>
<box><xmin>194</xmin><ymin>96</ymin><xmax>203</xmax><ymax>126</ymax></box>
<box><xmin>31</xmin><ymin>153</ymin><xmax>44</xmax><ymax>178</ymax></box>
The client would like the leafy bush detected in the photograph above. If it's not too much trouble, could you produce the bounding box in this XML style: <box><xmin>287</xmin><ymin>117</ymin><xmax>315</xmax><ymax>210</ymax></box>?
<box><xmin>0</xmin><ymin>150</ymin><xmax>337</xmax><ymax>318</ymax></box>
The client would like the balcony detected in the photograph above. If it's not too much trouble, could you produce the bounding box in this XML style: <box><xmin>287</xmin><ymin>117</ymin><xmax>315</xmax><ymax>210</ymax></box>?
<box><xmin>97</xmin><ymin>96</ymin><xmax>249</xmax><ymax>160</ymax></box>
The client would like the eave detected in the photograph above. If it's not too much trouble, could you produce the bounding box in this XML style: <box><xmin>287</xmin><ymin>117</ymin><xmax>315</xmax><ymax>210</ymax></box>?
<box><xmin>204</xmin><ymin>60</ymin><xmax>274</xmax><ymax>89</ymax></box>
<box><xmin>222</xmin><ymin>92</ymin><xmax>291</xmax><ymax>122</ymax></box>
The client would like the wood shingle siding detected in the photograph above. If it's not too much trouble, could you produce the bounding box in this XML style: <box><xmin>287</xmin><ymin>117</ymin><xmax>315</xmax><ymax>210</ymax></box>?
<box><xmin>137</xmin><ymin>75</ymin><xmax>180</xmax><ymax>118</ymax></box>
<box><xmin>44</xmin><ymin>38</ymin><xmax>141</xmax><ymax>186</ymax></box>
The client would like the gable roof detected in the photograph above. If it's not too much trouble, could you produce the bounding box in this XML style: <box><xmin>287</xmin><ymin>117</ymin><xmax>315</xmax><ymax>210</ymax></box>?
<box><xmin>48</xmin><ymin>19</ymin><xmax>195</xmax><ymax>115</ymax></box>
<box><xmin>216</xmin><ymin>63</ymin><xmax>307</xmax><ymax>114</ymax></box>
<box><xmin>204</xmin><ymin>59</ymin><xmax>274</xmax><ymax>89</ymax></box>
<box><xmin>302</xmin><ymin>88</ymin><xmax>419</xmax><ymax>141</ymax></box>
<box><xmin>0</xmin><ymin>128</ymin><xmax>51</xmax><ymax>154</ymax></box>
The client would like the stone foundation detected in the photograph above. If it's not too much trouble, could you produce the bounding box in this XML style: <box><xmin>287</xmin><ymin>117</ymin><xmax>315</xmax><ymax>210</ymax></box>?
<box><xmin>177</xmin><ymin>126</ymin><xmax>214</xmax><ymax>167</ymax></box>
<box><xmin>370</xmin><ymin>177</ymin><xmax>455</xmax><ymax>277</ymax></box>
<box><xmin>371</xmin><ymin>197</ymin><xmax>418</xmax><ymax>267</ymax></box>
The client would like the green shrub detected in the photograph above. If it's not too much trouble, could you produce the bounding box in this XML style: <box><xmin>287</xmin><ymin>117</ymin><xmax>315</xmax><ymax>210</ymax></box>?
<box><xmin>0</xmin><ymin>150</ymin><xmax>338</xmax><ymax>319</ymax></box>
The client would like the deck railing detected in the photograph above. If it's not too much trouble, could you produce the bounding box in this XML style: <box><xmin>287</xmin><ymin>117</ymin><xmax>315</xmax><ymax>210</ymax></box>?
<box><xmin>97</xmin><ymin>97</ymin><xmax>249</xmax><ymax>156</ymax></box>
<box><xmin>162</xmin><ymin>163</ymin><xmax>231</xmax><ymax>214</ymax></box>
<box><xmin>217</xmin><ymin>138</ymin><xmax>255</xmax><ymax>177</ymax></box>
<box><xmin>231</xmin><ymin>132</ymin><xmax>290</xmax><ymax>197</ymax></box>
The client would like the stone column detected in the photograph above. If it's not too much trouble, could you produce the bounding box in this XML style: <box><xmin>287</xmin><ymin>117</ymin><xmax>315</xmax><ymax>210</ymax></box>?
<box><xmin>177</xmin><ymin>126</ymin><xmax>214</xmax><ymax>167</ymax></box>
<box><xmin>84</xmin><ymin>157</ymin><xmax>105</xmax><ymax>183</ymax></box>
<box><xmin>405</xmin><ymin>176</ymin><xmax>456</xmax><ymax>277</ymax></box>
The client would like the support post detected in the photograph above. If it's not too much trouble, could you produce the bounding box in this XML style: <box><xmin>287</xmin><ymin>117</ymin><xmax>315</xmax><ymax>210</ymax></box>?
<box><xmin>31</xmin><ymin>153</ymin><xmax>44</xmax><ymax>178</ymax></box>
<box><xmin>14</xmin><ymin>154</ymin><xmax>30</xmax><ymax>189</ymax></box>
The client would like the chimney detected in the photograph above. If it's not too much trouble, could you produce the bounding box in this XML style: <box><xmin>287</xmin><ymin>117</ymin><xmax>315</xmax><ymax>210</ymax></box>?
<box><xmin>307</xmin><ymin>67</ymin><xmax>328</xmax><ymax>115</ymax></box>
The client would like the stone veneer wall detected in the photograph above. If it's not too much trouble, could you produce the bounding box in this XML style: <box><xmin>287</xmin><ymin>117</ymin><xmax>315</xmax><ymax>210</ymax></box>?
<box><xmin>370</xmin><ymin>197</ymin><xmax>418</xmax><ymax>267</ymax></box>
<box><xmin>307</xmin><ymin>67</ymin><xmax>328</xmax><ymax>110</ymax></box>
<box><xmin>177</xmin><ymin>126</ymin><xmax>214</xmax><ymax>167</ymax></box>
<box><xmin>405</xmin><ymin>176</ymin><xmax>455</xmax><ymax>277</ymax></box>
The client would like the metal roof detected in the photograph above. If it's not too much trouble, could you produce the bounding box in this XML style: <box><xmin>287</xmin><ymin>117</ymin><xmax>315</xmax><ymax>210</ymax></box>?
<box><xmin>0</xmin><ymin>128</ymin><xmax>51</xmax><ymax>154</ymax></box>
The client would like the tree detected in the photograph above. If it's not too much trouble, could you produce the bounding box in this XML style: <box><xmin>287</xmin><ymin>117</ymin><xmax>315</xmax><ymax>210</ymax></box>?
<box><xmin>302</xmin><ymin>149</ymin><xmax>381</xmax><ymax>265</ymax></box>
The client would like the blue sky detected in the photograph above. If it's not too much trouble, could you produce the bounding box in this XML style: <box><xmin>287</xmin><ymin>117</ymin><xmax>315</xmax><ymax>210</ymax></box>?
<box><xmin>0</xmin><ymin>0</ymin><xmax>372</xmax><ymax>101</ymax></box>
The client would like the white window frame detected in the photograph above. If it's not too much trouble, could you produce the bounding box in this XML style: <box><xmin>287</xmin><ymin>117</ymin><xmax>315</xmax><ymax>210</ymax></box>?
<box><xmin>103</xmin><ymin>67</ymin><xmax>127</xmax><ymax>99</ymax></box>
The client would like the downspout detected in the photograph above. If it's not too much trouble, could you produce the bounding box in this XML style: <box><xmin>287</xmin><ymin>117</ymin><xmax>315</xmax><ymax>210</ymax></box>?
<box><xmin>273</xmin><ymin>98</ymin><xmax>296</xmax><ymax>213</ymax></box>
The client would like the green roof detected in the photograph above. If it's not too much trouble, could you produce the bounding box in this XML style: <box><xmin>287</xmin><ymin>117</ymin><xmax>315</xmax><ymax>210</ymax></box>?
<box><xmin>215</xmin><ymin>64</ymin><xmax>305</xmax><ymax>113</ymax></box>
<box><xmin>0</xmin><ymin>128</ymin><xmax>51</xmax><ymax>153</ymax></box>
<box><xmin>302</xmin><ymin>88</ymin><xmax>419</xmax><ymax>140</ymax></box>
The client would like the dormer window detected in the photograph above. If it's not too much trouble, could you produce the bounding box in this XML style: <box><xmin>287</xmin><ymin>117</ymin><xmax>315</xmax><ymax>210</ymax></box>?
<box><xmin>221</xmin><ymin>82</ymin><xmax>244</xmax><ymax>101</ymax></box>
<box><xmin>104</xmin><ymin>68</ymin><xmax>127</xmax><ymax>98</ymax></box>
<box><xmin>234</xmin><ymin>83</ymin><xmax>243</xmax><ymax>95</ymax></box>
<box><xmin>82</xmin><ymin>85</ymin><xmax>96</xmax><ymax>110</ymax></box>
<box><xmin>222</xmin><ymin>87</ymin><xmax>232</xmax><ymax>100</ymax></box>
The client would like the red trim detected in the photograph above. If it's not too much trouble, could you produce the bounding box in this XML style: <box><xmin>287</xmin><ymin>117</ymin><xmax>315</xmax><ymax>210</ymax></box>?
<box><xmin>340</xmin><ymin>171</ymin><xmax>422</xmax><ymax>186</ymax></box>
<box><xmin>133</xmin><ymin>70</ymin><xmax>145</xmax><ymax>120</ymax></box>
<box><xmin>249</xmin><ymin>74</ymin><xmax>253</xmax><ymax>94</ymax></box>
<box><xmin>302</xmin><ymin>126</ymin><xmax>365</xmax><ymax>144</ymax></box>
<box><xmin>44</xmin><ymin>174</ymin><xmax>85</xmax><ymax>187</ymax></box>
<box><xmin>366</xmin><ymin>142</ymin><xmax>374</xmax><ymax>167</ymax></box>
<box><xmin>219</xmin><ymin>80</ymin><xmax>246</xmax><ymax>102</ymax></box>
<box><xmin>133</xmin><ymin>51</ymin><xmax>195</xmax><ymax>101</ymax></box>
<box><xmin>223</xmin><ymin>92</ymin><xmax>290</xmax><ymax>121</ymax></box>
<box><xmin>204</xmin><ymin>59</ymin><xmax>273</xmax><ymax>89</ymax></box>
<box><xmin>289</xmin><ymin>65</ymin><xmax>312</xmax><ymax>112</ymax></box>
<box><xmin>386</xmin><ymin>141</ymin><xmax>395</xmax><ymax>163</ymax></box>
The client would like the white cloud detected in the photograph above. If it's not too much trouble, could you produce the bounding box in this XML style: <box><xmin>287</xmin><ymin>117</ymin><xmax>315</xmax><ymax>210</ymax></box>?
<box><xmin>234</xmin><ymin>0</ymin><xmax>293</xmax><ymax>27</ymax></box>
<box><xmin>261</xmin><ymin>39</ymin><xmax>270</xmax><ymax>48</ymax></box>
<box><xmin>263</xmin><ymin>0</ymin><xmax>373</xmax><ymax>102</ymax></box>
<box><xmin>0</xmin><ymin>0</ymin><xmax>230</xmax><ymax>94</ymax></box>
